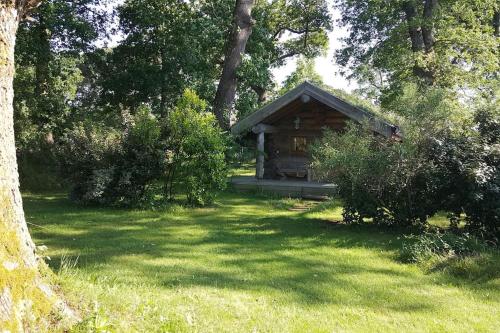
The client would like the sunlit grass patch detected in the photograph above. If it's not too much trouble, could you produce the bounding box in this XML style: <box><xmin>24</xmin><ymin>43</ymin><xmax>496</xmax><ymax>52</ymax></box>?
<box><xmin>24</xmin><ymin>191</ymin><xmax>500</xmax><ymax>332</ymax></box>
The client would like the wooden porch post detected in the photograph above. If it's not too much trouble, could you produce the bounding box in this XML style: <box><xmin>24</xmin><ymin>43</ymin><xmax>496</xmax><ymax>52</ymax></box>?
<box><xmin>256</xmin><ymin>131</ymin><xmax>265</xmax><ymax>179</ymax></box>
<box><xmin>252</xmin><ymin>124</ymin><xmax>277</xmax><ymax>180</ymax></box>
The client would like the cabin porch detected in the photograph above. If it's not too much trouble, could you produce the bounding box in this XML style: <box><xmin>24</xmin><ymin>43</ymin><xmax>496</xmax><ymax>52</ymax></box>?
<box><xmin>230</xmin><ymin>176</ymin><xmax>337</xmax><ymax>200</ymax></box>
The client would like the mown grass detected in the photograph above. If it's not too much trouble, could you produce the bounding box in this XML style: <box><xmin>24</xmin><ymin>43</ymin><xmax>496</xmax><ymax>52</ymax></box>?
<box><xmin>24</xmin><ymin>191</ymin><xmax>499</xmax><ymax>332</ymax></box>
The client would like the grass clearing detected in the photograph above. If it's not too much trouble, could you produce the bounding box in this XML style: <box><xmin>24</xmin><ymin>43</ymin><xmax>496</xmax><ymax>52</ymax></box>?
<box><xmin>24</xmin><ymin>191</ymin><xmax>499</xmax><ymax>332</ymax></box>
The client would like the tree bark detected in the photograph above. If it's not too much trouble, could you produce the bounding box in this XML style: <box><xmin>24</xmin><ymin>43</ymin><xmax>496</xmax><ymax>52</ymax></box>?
<box><xmin>213</xmin><ymin>0</ymin><xmax>254</xmax><ymax>130</ymax></box>
<box><xmin>402</xmin><ymin>1</ymin><xmax>435</xmax><ymax>84</ymax></box>
<box><xmin>402</xmin><ymin>1</ymin><xmax>424</xmax><ymax>53</ymax></box>
<box><xmin>0</xmin><ymin>5</ymin><xmax>38</xmax><ymax>270</ymax></box>
<box><xmin>250</xmin><ymin>84</ymin><xmax>268</xmax><ymax>103</ymax></box>
<box><xmin>1</xmin><ymin>3</ymin><xmax>76</xmax><ymax>329</ymax></box>
<box><xmin>494</xmin><ymin>11</ymin><xmax>499</xmax><ymax>37</ymax></box>
<box><xmin>422</xmin><ymin>0</ymin><xmax>438</xmax><ymax>53</ymax></box>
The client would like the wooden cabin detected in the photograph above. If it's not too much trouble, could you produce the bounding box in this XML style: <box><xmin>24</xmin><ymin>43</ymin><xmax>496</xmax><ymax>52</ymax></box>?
<box><xmin>231</xmin><ymin>81</ymin><xmax>398</xmax><ymax>182</ymax></box>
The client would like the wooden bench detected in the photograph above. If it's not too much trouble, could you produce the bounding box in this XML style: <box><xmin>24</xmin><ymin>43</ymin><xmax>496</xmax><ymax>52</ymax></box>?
<box><xmin>273</xmin><ymin>157</ymin><xmax>312</xmax><ymax>181</ymax></box>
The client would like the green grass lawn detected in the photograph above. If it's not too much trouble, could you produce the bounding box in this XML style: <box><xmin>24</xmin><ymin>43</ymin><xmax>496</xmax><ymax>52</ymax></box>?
<box><xmin>24</xmin><ymin>191</ymin><xmax>499</xmax><ymax>332</ymax></box>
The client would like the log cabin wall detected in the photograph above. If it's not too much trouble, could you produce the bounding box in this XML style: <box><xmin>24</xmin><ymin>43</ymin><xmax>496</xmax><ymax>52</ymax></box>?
<box><xmin>262</xmin><ymin>98</ymin><xmax>349</xmax><ymax>179</ymax></box>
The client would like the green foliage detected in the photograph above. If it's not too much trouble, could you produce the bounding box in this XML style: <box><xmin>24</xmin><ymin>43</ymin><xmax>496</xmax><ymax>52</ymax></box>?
<box><xmin>281</xmin><ymin>57</ymin><xmax>324</xmax><ymax>92</ymax></box>
<box><xmin>400</xmin><ymin>231</ymin><xmax>491</xmax><ymax>263</ymax></box>
<box><xmin>167</xmin><ymin>90</ymin><xmax>228</xmax><ymax>206</ymax></box>
<box><xmin>13</xmin><ymin>0</ymin><xmax>107</xmax><ymax>193</ymax></box>
<box><xmin>312</xmin><ymin>83</ymin><xmax>499</xmax><ymax>239</ymax></box>
<box><xmin>14</xmin><ymin>55</ymin><xmax>84</xmax><ymax>147</ymax></box>
<box><xmin>311</xmin><ymin>85</ymin><xmax>460</xmax><ymax>226</ymax></box>
<box><xmin>14</xmin><ymin>0</ymin><xmax>105</xmax><ymax>145</ymax></box>
<box><xmin>57</xmin><ymin>122</ymin><xmax>122</xmax><ymax>204</ymax></box>
<box><xmin>335</xmin><ymin>0</ymin><xmax>499</xmax><ymax>103</ymax></box>
<box><xmin>429</xmin><ymin>101</ymin><xmax>500</xmax><ymax>239</ymax></box>
<box><xmin>100</xmin><ymin>0</ymin><xmax>203</xmax><ymax>113</ymax></box>
<box><xmin>85</xmin><ymin>0</ymin><xmax>332</xmax><ymax>119</ymax></box>
<box><xmin>57</xmin><ymin>106</ymin><xmax>167</xmax><ymax>206</ymax></box>
<box><xmin>57</xmin><ymin>89</ymin><xmax>228</xmax><ymax>207</ymax></box>
<box><xmin>312</xmin><ymin>121</ymin><xmax>440</xmax><ymax>226</ymax></box>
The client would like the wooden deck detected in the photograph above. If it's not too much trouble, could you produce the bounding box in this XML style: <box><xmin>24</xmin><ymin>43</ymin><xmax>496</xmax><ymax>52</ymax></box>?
<box><xmin>230</xmin><ymin>176</ymin><xmax>337</xmax><ymax>200</ymax></box>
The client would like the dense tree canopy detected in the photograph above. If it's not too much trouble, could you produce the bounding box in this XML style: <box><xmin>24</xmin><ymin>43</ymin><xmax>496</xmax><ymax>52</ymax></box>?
<box><xmin>14</xmin><ymin>0</ymin><xmax>106</xmax><ymax>147</ymax></box>
<box><xmin>78</xmin><ymin>0</ymin><xmax>332</xmax><ymax>126</ymax></box>
<box><xmin>335</xmin><ymin>0</ymin><xmax>499</xmax><ymax>104</ymax></box>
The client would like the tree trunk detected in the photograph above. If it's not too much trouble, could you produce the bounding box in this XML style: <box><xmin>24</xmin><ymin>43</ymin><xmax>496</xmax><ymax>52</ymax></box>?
<box><xmin>402</xmin><ymin>1</ymin><xmax>435</xmax><ymax>84</ymax></box>
<box><xmin>213</xmin><ymin>0</ymin><xmax>255</xmax><ymax>130</ymax></box>
<box><xmin>0</xmin><ymin>5</ymin><xmax>38</xmax><ymax>270</ymax></box>
<box><xmin>422</xmin><ymin>0</ymin><xmax>438</xmax><ymax>53</ymax></box>
<box><xmin>402</xmin><ymin>1</ymin><xmax>424</xmax><ymax>53</ymax></box>
<box><xmin>1</xmin><ymin>4</ymin><xmax>76</xmax><ymax>329</ymax></box>
<box><xmin>494</xmin><ymin>11</ymin><xmax>499</xmax><ymax>37</ymax></box>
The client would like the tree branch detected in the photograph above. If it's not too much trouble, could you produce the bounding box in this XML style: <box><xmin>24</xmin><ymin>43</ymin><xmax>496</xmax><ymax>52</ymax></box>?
<box><xmin>272</xmin><ymin>51</ymin><xmax>298</xmax><ymax>64</ymax></box>
<box><xmin>272</xmin><ymin>26</ymin><xmax>320</xmax><ymax>40</ymax></box>
<box><xmin>402</xmin><ymin>1</ymin><xmax>424</xmax><ymax>52</ymax></box>
<box><xmin>250</xmin><ymin>84</ymin><xmax>268</xmax><ymax>103</ymax></box>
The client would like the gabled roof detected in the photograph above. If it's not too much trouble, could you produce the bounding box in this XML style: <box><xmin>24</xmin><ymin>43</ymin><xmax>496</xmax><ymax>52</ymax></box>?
<box><xmin>231</xmin><ymin>81</ymin><xmax>397</xmax><ymax>137</ymax></box>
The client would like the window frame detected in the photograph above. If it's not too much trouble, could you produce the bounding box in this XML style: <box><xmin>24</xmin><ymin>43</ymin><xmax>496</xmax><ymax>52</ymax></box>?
<box><xmin>291</xmin><ymin>136</ymin><xmax>308</xmax><ymax>155</ymax></box>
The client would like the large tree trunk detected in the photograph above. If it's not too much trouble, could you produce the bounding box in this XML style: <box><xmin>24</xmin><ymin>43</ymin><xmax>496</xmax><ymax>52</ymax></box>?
<box><xmin>422</xmin><ymin>0</ymin><xmax>438</xmax><ymax>53</ymax></box>
<box><xmin>0</xmin><ymin>5</ymin><xmax>38</xmax><ymax>270</ymax></box>
<box><xmin>402</xmin><ymin>1</ymin><xmax>436</xmax><ymax>84</ymax></box>
<box><xmin>403</xmin><ymin>1</ymin><xmax>424</xmax><ymax>53</ymax></box>
<box><xmin>213</xmin><ymin>0</ymin><xmax>254</xmax><ymax>130</ymax></box>
<box><xmin>1</xmin><ymin>4</ymin><xmax>76</xmax><ymax>329</ymax></box>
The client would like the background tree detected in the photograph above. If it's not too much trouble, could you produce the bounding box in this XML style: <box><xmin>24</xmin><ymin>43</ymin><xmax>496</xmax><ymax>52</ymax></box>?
<box><xmin>81</xmin><ymin>0</ymin><xmax>228</xmax><ymax>119</ymax></box>
<box><xmin>103</xmin><ymin>0</ymin><xmax>199</xmax><ymax>115</ymax></box>
<box><xmin>230</xmin><ymin>0</ymin><xmax>332</xmax><ymax>119</ymax></box>
<box><xmin>213</xmin><ymin>0</ymin><xmax>255</xmax><ymax>129</ymax></box>
<box><xmin>281</xmin><ymin>56</ymin><xmax>324</xmax><ymax>91</ymax></box>
<box><xmin>335</xmin><ymin>0</ymin><xmax>499</xmax><ymax>104</ymax></box>
<box><xmin>13</xmin><ymin>0</ymin><xmax>107</xmax><ymax>190</ymax></box>
<box><xmin>78</xmin><ymin>0</ymin><xmax>331</xmax><ymax>128</ymax></box>
<box><xmin>14</xmin><ymin>0</ymin><xmax>105</xmax><ymax>145</ymax></box>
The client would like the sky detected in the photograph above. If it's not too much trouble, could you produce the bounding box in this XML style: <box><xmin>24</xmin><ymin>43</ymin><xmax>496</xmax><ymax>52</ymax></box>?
<box><xmin>272</xmin><ymin>7</ymin><xmax>356</xmax><ymax>92</ymax></box>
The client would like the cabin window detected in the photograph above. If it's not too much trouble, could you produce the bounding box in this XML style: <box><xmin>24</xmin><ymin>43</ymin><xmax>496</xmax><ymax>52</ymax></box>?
<box><xmin>292</xmin><ymin>136</ymin><xmax>307</xmax><ymax>153</ymax></box>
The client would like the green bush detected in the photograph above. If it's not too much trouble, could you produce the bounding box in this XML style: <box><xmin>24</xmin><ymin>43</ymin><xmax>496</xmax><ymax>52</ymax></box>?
<box><xmin>311</xmin><ymin>121</ymin><xmax>440</xmax><ymax>227</ymax></box>
<box><xmin>58</xmin><ymin>90</ymin><xmax>228</xmax><ymax>207</ymax></box>
<box><xmin>430</xmin><ymin>104</ymin><xmax>500</xmax><ymax>240</ymax></box>
<box><xmin>57</xmin><ymin>122</ymin><xmax>122</xmax><ymax>204</ymax></box>
<box><xmin>400</xmin><ymin>231</ymin><xmax>490</xmax><ymax>263</ymax></box>
<box><xmin>166</xmin><ymin>89</ymin><xmax>228</xmax><ymax>206</ymax></box>
<box><xmin>311</xmin><ymin>84</ymin><xmax>499</xmax><ymax>240</ymax></box>
<box><xmin>57</xmin><ymin>106</ymin><xmax>166</xmax><ymax>206</ymax></box>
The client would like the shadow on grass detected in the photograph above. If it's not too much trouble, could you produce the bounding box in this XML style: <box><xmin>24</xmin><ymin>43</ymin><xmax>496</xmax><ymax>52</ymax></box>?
<box><xmin>24</xmin><ymin>191</ymin><xmax>499</xmax><ymax>310</ymax></box>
